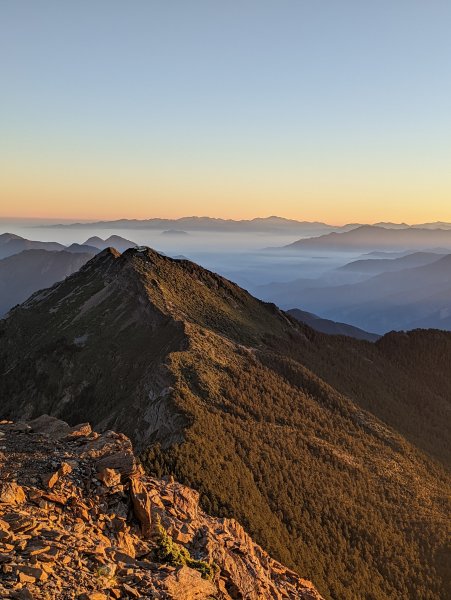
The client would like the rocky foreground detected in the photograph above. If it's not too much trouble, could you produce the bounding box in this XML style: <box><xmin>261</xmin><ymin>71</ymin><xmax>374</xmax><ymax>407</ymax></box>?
<box><xmin>0</xmin><ymin>416</ymin><xmax>322</xmax><ymax>600</ymax></box>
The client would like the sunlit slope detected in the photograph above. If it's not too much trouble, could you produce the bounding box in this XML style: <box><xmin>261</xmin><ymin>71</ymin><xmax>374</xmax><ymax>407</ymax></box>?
<box><xmin>0</xmin><ymin>247</ymin><xmax>449</xmax><ymax>600</ymax></box>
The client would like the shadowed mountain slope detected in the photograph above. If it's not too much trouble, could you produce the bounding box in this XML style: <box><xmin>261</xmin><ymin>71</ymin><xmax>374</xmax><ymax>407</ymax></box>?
<box><xmin>0</xmin><ymin>249</ymin><xmax>95</xmax><ymax>317</ymax></box>
<box><xmin>0</xmin><ymin>247</ymin><xmax>450</xmax><ymax>600</ymax></box>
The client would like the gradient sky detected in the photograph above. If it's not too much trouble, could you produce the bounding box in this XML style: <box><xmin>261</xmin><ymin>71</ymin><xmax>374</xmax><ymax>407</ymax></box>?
<box><xmin>1</xmin><ymin>1</ymin><xmax>451</xmax><ymax>223</ymax></box>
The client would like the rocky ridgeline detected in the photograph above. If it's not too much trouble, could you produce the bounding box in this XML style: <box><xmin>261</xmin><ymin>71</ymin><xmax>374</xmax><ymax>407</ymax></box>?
<box><xmin>0</xmin><ymin>416</ymin><xmax>322</xmax><ymax>600</ymax></box>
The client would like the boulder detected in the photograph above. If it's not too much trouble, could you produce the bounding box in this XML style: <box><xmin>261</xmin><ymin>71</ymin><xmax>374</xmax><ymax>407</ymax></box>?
<box><xmin>96</xmin><ymin>467</ymin><xmax>121</xmax><ymax>488</ymax></box>
<box><xmin>0</xmin><ymin>481</ymin><xmax>26</xmax><ymax>504</ymax></box>
<box><xmin>129</xmin><ymin>475</ymin><xmax>152</xmax><ymax>536</ymax></box>
<box><xmin>95</xmin><ymin>450</ymin><xmax>136</xmax><ymax>476</ymax></box>
<box><xmin>162</xmin><ymin>566</ymin><xmax>217</xmax><ymax>599</ymax></box>
<box><xmin>27</xmin><ymin>415</ymin><xmax>71</xmax><ymax>439</ymax></box>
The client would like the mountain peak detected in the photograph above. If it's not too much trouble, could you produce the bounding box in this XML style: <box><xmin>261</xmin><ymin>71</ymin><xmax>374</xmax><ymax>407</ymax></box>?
<box><xmin>82</xmin><ymin>245</ymin><xmax>296</xmax><ymax>345</ymax></box>
<box><xmin>1</xmin><ymin>245</ymin><xmax>450</xmax><ymax>600</ymax></box>
<box><xmin>83</xmin><ymin>235</ymin><xmax>137</xmax><ymax>252</ymax></box>
<box><xmin>98</xmin><ymin>246</ymin><xmax>122</xmax><ymax>259</ymax></box>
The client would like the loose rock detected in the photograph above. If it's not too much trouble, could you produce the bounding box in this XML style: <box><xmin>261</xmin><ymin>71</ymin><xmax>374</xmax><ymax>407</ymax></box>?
<box><xmin>0</xmin><ymin>417</ymin><xmax>324</xmax><ymax>600</ymax></box>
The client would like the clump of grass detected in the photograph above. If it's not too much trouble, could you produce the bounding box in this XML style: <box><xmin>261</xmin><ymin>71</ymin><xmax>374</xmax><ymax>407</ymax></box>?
<box><xmin>94</xmin><ymin>563</ymin><xmax>117</xmax><ymax>590</ymax></box>
<box><xmin>153</xmin><ymin>516</ymin><xmax>217</xmax><ymax>581</ymax></box>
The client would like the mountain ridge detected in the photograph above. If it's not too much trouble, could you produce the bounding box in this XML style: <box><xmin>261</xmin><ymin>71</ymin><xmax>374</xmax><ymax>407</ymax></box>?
<box><xmin>83</xmin><ymin>235</ymin><xmax>137</xmax><ymax>252</ymax></box>
<box><xmin>49</xmin><ymin>216</ymin><xmax>353</xmax><ymax>234</ymax></box>
<box><xmin>287</xmin><ymin>308</ymin><xmax>380</xmax><ymax>341</ymax></box>
<box><xmin>45</xmin><ymin>216</ymin><xmax>451</xmax><ymax>233</ymax></box>
<box><xmin>283</xmin><ymin>225</ymin><xmax>451</xmax><ymax>251</ymax></box>
<box><xmin>0</xmin><ymin>233</ymin><xmax>66</xmax><ymax>259</ymax></box>
<box><xmin>336</xmin><ymin>251</ymin><xmax>447</xmax><ymax>274</ymax></box>
<box><xmin>0</xmin><ymin>246</ymin><xmax>450</xmax><ymax>600</ymax></box>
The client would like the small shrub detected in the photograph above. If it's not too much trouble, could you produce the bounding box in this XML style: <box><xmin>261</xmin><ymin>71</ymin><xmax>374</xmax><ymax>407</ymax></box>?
<box><xmin>153</xmin><ymin>517</ymin><xmax>217</xmax><ymax>581</ymax></box>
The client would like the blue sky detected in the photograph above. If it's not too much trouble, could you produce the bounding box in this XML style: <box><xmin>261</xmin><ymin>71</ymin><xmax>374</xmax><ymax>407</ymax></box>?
<box><xmin>1</xmin><ymin>1</ymin><xmax>450</xmax><ymax>222</ymax></box>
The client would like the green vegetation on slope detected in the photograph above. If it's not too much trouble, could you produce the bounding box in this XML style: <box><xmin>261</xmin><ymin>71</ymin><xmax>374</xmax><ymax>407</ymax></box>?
<box><xmin>143</xmin><ymin>329</ymin><xmax>450</xmax><ymax>600</ymax></box>
<box><xmin>0</xmin><ymin>248</ymin><xmax>450</xmax><ymax>600</ymax></box>
<box><xmin>153</xmin><ymin>517</ymin><xmax>217</xmax><ymax>581</ymax></box>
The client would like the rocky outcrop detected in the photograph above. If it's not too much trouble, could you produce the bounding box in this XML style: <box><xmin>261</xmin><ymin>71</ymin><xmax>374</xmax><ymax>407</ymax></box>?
<box><xmin>0</xmin><ymin>416</ymin><xmax>323</xmax><ymax>600</ymax></box>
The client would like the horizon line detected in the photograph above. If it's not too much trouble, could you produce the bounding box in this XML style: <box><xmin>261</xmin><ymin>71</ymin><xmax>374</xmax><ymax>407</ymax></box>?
<box><xmin>2</xmin><ymin>215</ymin><xmax>451</xmax><ymax>228</ymax></box>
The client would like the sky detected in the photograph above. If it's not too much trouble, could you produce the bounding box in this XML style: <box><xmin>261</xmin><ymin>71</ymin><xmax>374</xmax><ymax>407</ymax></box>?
<box><xmin>1</xmin><ymin>0</ymin><xmax>451</xmax><ymax>224</ymax></box>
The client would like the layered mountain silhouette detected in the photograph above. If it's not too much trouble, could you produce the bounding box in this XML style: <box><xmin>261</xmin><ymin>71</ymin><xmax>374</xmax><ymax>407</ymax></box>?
<box><xmin>48</xmin><ymin>216</ymin><xmax>451</xmax><ymax>235</ymax></box>
<box><xmin>0</xmin><ymin>247</ymin><xmax>450</xmax><ymax>599</ymax></box>
<box><xmin>0</xmin><ymin>233</ymin><xmax>65</xmax><ymax>259</ymax></box>
<box><xmin>65</xmin><ymin>242</ymin><xmax>100</xmax><ymax>253</ymax></box>
<box><xmin>0</xmin><ymin>234</ymin><xmax>190</xmax><ymax>317</ymax></box>
<box><xmin>282</xmin><ymin>225</ymin><xmax>451</xmax><ymax>251</ymax></box>
<box><xmin>83</xmin><ymin>235</ymin><xmax>137</xmax><ymax>252</ymax></box>
<box><xmin>0</xmin><ymin>249</ymin><xmax>95</xmax><ymax>316</ymax></box>
<box><xmin>337</xmin><ymin>251</ymin><xmax>447</xmax><ymax>275</ymax></box>
<box><xmin>287</xmin><ymin>308</ymin><xmax>380</xmax><ymax>341</ymax></box>
<box><xmin>261</xmin><ymin>253</ymin><xmax>451</xmax><ymax>333</ymax></box>
<box><xmin>51</xmin><ymin>216</ymin><xmax>357</xmax><ymax>235</ymax></box>
<box><xmin>0</xmin><ymin>232</ymin><xmax>136</xmax><ymax>260</ymax></box>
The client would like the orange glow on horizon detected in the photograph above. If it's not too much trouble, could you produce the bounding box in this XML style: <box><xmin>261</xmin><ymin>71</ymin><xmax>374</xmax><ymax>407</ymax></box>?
<box><xmin>2</xmin><ymin>159</ymin><xmax>451</xmax><ymax>226</ymax></box>
<box><xmin>2</xmin><ymin>188</ymin><xmax>451</xmax><ymax>227</ymax></box>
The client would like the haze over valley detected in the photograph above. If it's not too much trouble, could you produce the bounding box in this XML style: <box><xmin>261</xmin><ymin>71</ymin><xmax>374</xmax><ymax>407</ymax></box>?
<box><xmin>1</xmin><ymin>240</ymin><xmax>450</xmax><ymax>600</ymax></box>
<box><xmin>3</xmin><ymin>217</ymin><xmax>451</xmax><ymax>335</ymax></box>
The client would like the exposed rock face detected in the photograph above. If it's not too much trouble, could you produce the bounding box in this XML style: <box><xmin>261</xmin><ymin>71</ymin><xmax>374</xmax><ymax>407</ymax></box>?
<box><xmin>0</xmin><ymin>416</ymin><xmax>323</xmax><ymax>600</ymax></box>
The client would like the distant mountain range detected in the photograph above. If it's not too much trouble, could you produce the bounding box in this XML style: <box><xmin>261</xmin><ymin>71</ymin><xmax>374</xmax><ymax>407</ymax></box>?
<box><xmin>370</xmin><ymin>221</ymin><xmax>451</xmax><ymax>230</ymax></box>
<box><xmin>361</xmin><ymin>250</ymin><xmax>423</xmax><ymax>259</ymax></box>
<box><xmin>287</xmin><ymin>308</ymin><xmax>380</xmax><ymax>341</ymax></box>
<box><xmin>259</xmin><ymin>252</ymin><xmax>451</xmax><ymax>333</ymax></box>
<box><xmin>65</xmin><ymin>242</ymin><xmax>100</xmax><ymax>253</ymax></box>
<box><xmin>336</xmin><ymin>251</ymin><xmax>447</xmax><ymax>275</ymax></box>
<box><xmin>0</xmin><ymin>233</ymin><xmax>138</xmax><ymax>259</ymax></box>
<box><xmin>84</xmin><ymin>234</ymin><xmax>137</xmax><ymax>252</ymax></box>
<box><xmin>282</xmin><ymin>225</ymin><xmax>451</xmax><ymax>251</ymax></box>
<box><xmin>326</xmin><ymin>254</ymin><xmax>451</xmax><ymax>332</ymax></box>
<box><xmin>4</xmin><ymin>229</ymin><xmax>451</xmax><ymax>335</ymax></box>
<box><xmin>0</xmin><ymin>249</ymin><xmax>95</xmax><ymax>316</ymax></box>
<box><xmin>0</xmin><ymin>234</ymin><xmax>138</xmax><ymax>316</ymax></box>
<box><xmin>1</xmin><ymin>246</ymin><xmax>449</xmax><ymax>599</ymax></box>
<box><xmin>49</xmin><ymin>216</ymin><xmax>356</xmax><ymax>234</ymax></box>
<box><xmin>47</xmin><ymin>216</ymin><xmax>451</xmax><ymax>235</ymax></box>
<box><xmin>0</xmin><ymin>232</ymin><xmax>65</xmax><ymax>259</ymax></box>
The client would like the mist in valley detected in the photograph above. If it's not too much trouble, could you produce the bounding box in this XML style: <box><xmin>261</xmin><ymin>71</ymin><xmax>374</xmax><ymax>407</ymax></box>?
<box><xmin>2</xmin><ymin>217</ymin><xmax>451</xmax><ymax>336</ymax></box>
